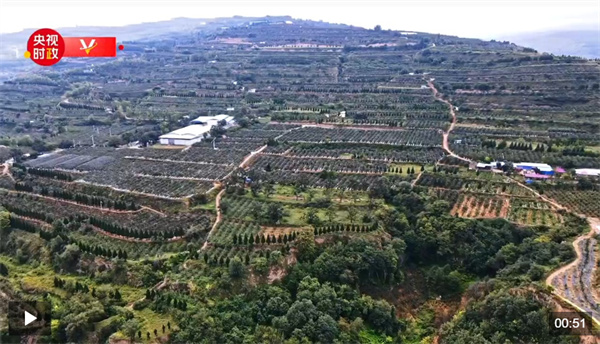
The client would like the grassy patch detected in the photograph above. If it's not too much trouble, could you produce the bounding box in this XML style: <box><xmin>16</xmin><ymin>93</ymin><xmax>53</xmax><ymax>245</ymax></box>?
<box><xmin>385</xmin><ymin>163</ymin><xmax>432</xmax><ymax>176</ymax></box>
<box><xmin>585</xmin><ymin>146</ymin><xmax>600</xmax><ymax>154</ymax></box>
<box><xmin>401</xmin><ymin>305</ymin><xmax>437</xmax><ymax>344</ymax></box>
<box><xmin>359</xmin><ymin>328</ymin><xmax>393</xmax><ymax>343</ymax></box>
<box><xmin>113</xmin><ymin>308</ymin><xmax>175</xmax><ymax>343</ymax></box>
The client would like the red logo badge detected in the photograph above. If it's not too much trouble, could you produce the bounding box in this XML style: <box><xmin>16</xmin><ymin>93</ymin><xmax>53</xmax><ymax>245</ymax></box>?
<box><xmin>25</xmin><ymin>29</ymin><xmax>121</xmax><ymax>66</ymax></box>
<box><xmin>26</xmin><ymin>28</ymin><xmax>65</xmax><ymax>66</ymax></box>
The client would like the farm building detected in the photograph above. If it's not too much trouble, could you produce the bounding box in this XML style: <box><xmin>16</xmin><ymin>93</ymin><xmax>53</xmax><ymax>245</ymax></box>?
<box><xmin>159</xmin><ymin>115</ymin><xmax>235</xmax><ymax>146</ymax></box>
<box><xmin>189</xmin><ymin>114</ymin><xmax>234</xmax><ymax>126</ymax></box>
<box><xmin>476</xmin><ymin>161</ymin><xmax>505</xmax><ymax>170</ymax></box>
<box><xmin>575</xmin><ymin>168</ymin><xmax>600</xmax><ymax>177</ymax></box>
<box><xmin>514</xmin><ymin>162</ymin><xmax>554</xmax><ymax>175</ymax></box>
<box><xmin>524</xmin><ymin>173</ymin><xmax>551</xmax><ymax>180</ymax></box>
<box><xmin>158</xmin><ymin>125</ymin><xmax>211</xmax><ymax>146</ymax></box>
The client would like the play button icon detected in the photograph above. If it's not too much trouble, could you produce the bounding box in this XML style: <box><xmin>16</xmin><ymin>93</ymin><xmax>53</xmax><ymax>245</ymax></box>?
<box><xmin>7</xmin><ymin>300</ymin><xmax>51</xmax><ymax>337</ymax></box>
<box><xmin>24</xmin><ymin>310</ymin><xmax>37</xmax><ymax>326</ymax></box>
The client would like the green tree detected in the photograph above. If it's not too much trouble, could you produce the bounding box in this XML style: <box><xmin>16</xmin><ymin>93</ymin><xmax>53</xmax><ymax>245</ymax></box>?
<box><xmin>251</xmin><ymin>257</ymin><xmax>269</xmax><ymax>276</ymax></box>
<box><xmin>107</xmin><ymin>136</ymin><xmax>123</xmax><ymax>147</ymax></box>
<box><xmin>122</xmin><ymin>319</ymin><xmax>141</xmax><ymax>343</ymax></box>
<box><xmin>295</xmin><ymin>230</ymin><xmax>317</xmax><ymax>262</ymax></box>
<box><xmin>325</xmin><ymin>206</ymin><xmax>336</xmax><ymax>223</ymax></box>
<box><xmin>229</xmin><ymin>256</ymin><xmax>245</xmax><ymax>278</ymax></box>
<box><xmin>0</xmin><ymin>207</ymin><xmax>9</xmax><ymax>231</ymax></box>
<box><xmin>263</xmin><ymin>182</ymin><xmax>275</xmax><ymax>198</ymax></box>
<box><xmin>303</xmin><ymin>209</ymin><xmax>321</xmax><ymax>226</ymax></box>
<box><xmin>266</xmin><ymin>203</ymin><xmax>285</xmax><ymax>224</ymax></box>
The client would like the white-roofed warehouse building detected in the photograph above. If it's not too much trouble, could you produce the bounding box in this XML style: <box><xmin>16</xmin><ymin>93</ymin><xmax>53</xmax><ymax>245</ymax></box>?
<box><xmin>159</xmin><ymin>114</ymin><xmax>235</xmax><ymax>146</ymax></box>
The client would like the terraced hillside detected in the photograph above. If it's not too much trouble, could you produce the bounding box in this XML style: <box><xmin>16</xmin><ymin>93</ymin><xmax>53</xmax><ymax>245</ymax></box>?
<box><xmin>1</xmin><ymin>16</ymin><xmax>599</xmax><ymax>344</ymax></box>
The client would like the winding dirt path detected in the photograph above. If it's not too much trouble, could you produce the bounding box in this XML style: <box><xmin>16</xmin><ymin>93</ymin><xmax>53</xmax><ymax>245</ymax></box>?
<box><xmin>426</xmin><ymin>79</ymin><xmax>471</xmax><ymax>164</ymax></box>
<box><xmin>201</xmin><ymin>188</ymin><xmax>225</xmax><ymax>250</ymax></box>
<box><xmin>506</xmin><ymin>176</ymin><xmax>567</xmax><ymax>210</ymax></box>
<box><xmin>546</xmin><ymin>217</ymin><xmax>600</xmax><ymax>325</ymax></box>
<box><xmin>411</xmin><ymin>171</ymin><xmax>423</xmax><ymax>187</ymax></box>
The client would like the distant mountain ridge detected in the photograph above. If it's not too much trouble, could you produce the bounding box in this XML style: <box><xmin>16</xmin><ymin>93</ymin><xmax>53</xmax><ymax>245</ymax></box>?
<box><xmin>0</xmin><ymin>16</ymin><xmax>296</xmax><ymax>60</ymax></box>
<box><xmin>502</xmin><ymin>29</ymin><xmax>599</xmax><ymax>59</ymax></box>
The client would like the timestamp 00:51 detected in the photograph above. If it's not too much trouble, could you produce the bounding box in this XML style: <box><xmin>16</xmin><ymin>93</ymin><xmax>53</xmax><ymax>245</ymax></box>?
<box><xmin>550</xmin><ymin>312</ymin><xmax>600</xmax><ymax>336</ymax></box>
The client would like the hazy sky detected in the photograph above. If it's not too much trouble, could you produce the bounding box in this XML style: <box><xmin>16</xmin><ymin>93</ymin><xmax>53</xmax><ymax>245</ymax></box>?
<box><xmin>1</xmin><ymin>0</ymin><xmax>598</xmax><ymax>40</ymax></box>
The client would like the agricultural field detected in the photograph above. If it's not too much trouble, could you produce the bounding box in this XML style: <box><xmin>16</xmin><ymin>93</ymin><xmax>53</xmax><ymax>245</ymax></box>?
<box><xmin>450</xmin><ymin>194</ymin><xmax>510</xmax><ymax>218</ymax></box>
<box><xmin>0</xmin><ymin>14</ymin><xmax>598</xmax><ymax>344</ymax></box>
<box><xmin>544</xmin><ymin>190</ymin><xmax>600</xmax><ymax>218</ymax></box>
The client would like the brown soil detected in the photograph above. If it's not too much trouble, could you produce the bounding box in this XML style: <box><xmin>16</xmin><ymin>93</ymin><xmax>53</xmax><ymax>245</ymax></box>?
<box><xmin>201</xmin><ymin>188</ymin><xmax>225</xmax><ymax>251</ymax></box>
<box><xmin>259</xmin><ymin>226</ymin><xmax>305</xmax><ymax>236</ymax></box>
<box><xmin>426</xmin><ymin>80</ymin><xmax>471</xmax><ymax>164</ymax></box>
<box><xmin>267</xmin><ymin>266</ymin><xmax>286</xmax><ymax>284</ymax></box>
<box><xmin>2</xmin><ymin>163</ymin><xmax>15</xmax><ymax>182</ymax></box>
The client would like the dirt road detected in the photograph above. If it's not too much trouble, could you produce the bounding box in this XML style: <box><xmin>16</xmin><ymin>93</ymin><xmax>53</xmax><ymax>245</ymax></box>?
<box><xmin>546</xmin><ymin>217</ymin><xmax>600</xmax><ymax>324</ymax></box>
<box><xmin>426</xmin><ymin>80</ymin><xmax>472</xmax><ymax>164</ymax></box>
<box><xmin>201</xmin><ymin>188</ymin><xmax>225</xmax><ymax>250</ymax></box>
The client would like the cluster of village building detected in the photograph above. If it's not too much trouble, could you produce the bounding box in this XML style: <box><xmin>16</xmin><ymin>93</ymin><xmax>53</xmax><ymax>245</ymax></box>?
<box><xmin>476</xmin><ymin>161</ymin><xmax>600</xmax><ymax>182</ymax></box>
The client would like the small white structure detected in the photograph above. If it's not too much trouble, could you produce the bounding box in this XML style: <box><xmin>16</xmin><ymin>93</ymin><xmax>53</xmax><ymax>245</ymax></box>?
<box><xmin>477</xmin><ymin>161</ymin><xmax>505</xmax><ymax>170</ymax></box>
<box><xmin>248</xmin><ymin>88</ymin><xmax>257</xmax><ymax>93</ymax></box>
<box><xmin>226</xmin><ymin>107</ymin><xmax>235</xmax><ymax>111</ymax></box>
<box><xmin>575</xmin><ymin>168</ymin><xmax>600</xmax><ymax>177</ymax></box>
<box><xmin>339</xmin><ymin>111</ymin><xmax>346</xmax><ymax>118</ymax></box>
<box><xmin>189</xmin><ymin>114</ymin><xmax>234</xmax><ymax>125</ymax></box>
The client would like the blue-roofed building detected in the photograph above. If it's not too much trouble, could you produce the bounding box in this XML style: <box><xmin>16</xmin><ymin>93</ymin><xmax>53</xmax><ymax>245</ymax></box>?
<box><xmin>514</xmin><ymin>162</ymin><xmax>554</xmax><ymax>176</ymax></box>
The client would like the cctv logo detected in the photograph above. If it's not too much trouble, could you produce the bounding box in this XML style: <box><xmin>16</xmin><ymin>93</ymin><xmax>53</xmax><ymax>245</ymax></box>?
<box><xmin>80</xmin><ymin>39</ymin><xmax>97</xmax><ymax>55</ymax></box>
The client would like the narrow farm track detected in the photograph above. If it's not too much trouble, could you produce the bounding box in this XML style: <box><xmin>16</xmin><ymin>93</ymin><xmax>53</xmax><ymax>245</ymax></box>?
<box><xmin>506</xmin><ymin>176</ymin><xmax>567</xmax><ymax>211</ymax></box>
<box><xmin>2</xmin><ymin>163</ymin><xmax>15</xmax><ymax>182</ymax></box>
<box><xmin>270</xmin><ymin>121</ymin><xmax>416</xmax><ymax>131</ymax></box>
<box><xmin>411</xmin><ymin>171</ymin><xmax>423</xmax><ymax>187</ymax></box>
<box><xmin>240</xmin><ymin>145</ymin><xmax>268</xmax><ymax>168</ymax></box>
<box><xmin>547</xmin><ymin>218</ymin><xmax>600</xmax><ymax>324</ymax></box>
<box><xmin>426</xmin><ymin>79</ymin><xmax>472</xmax><ymax>164</ymax></box>
<box><xmin>201</xmin><ymin>188</ymin><xmax>225</xmax><ymax>251</ymax></box>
